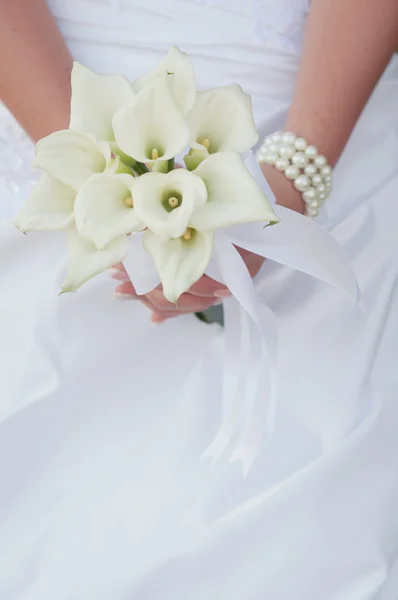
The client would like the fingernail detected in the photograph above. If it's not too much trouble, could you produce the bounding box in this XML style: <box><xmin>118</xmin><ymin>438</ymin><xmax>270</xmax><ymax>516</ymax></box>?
<box><xmin>109</xmin><ymin>268</ymin><xmax>129</xmax><ymax>281</ymax></box>
<box><xmin>151</xmin><ymin>313</ymin><xmax>165</xmax><ymax>324</ymax></box>
<box><xmin>114</xmin><ymin>292</ymin><xmax>134</xmax><ymax>300</ymax></box>
<box><xmin>214</xmin><ymin>290</ymin><xmax>231</xmax><ymax>298</ymax></box>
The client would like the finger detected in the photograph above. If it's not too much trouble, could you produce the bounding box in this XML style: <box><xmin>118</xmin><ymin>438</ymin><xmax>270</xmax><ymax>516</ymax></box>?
<box><xmin>109</xmin><ymin>268</ymin><xmax>130</xmax><ymax>282</ymax></box>
<box><xmin>151</xmin><ymin>311</ymin><xmax>179</xmax><ymax>324</ymax></box>
<box><xmin>111</xmin><ymin>263</ymin><xmax>125</xmax><ymax>271</ymax></box>
<box><xmin>147</xmin><ymin>288</ymin><xmax>217</xmax><ymax>313</ymax></box>
<box><xmin>114</xmin><ymin>281</ymin><xmax>138</xmax><ymax>298</ymax></box>
<box><xmin>188</xmin><ymin>274</ymin><xmax>231</xmax><ymax>299</ymax></box>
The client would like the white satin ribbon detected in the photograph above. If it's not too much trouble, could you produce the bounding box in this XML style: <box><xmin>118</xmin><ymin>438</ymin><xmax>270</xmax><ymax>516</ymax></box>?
<box><xmin>123</xmin><ymin>155</ymin><xmax>360</xmax><ymax>474</ymax></box>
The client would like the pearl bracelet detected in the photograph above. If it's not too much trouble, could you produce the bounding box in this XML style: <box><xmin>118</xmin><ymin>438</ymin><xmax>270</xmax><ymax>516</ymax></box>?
<box><xmin>256</xmin><ymin>131</ymin><xmax>333</xmax><ymax>217</ymax></box>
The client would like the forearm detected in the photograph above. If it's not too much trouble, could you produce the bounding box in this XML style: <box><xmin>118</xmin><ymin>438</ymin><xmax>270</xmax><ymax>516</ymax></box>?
<box><xmin>285</xmin><ymin>0</ymin><xmax>398</xmax><ymax>166</ymax></box>
<box><xmin>0</xmin><ymin>0</ymin><xmax>73</xmax><ymax>142</ymax></box>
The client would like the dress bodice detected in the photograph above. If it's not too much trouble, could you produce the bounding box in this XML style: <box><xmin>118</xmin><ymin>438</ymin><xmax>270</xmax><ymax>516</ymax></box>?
<box><xmin>1</xmin><ymin>0</ymin><xmax>311</xmax><ymax>219</ymax></box>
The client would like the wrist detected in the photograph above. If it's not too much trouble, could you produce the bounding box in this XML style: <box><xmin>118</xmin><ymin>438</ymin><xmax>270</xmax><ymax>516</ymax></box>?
<box><xmin>260</xmin><ymin>163</ymin><xmax>305</xmax><ymax>214</ymax></box>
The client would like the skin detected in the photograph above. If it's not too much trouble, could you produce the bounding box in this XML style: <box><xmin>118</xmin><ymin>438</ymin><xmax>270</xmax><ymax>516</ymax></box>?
<box><xmin>1</xmin><ymin>0</ymin><xmax>398</xmax><ymax>322</ymax></box>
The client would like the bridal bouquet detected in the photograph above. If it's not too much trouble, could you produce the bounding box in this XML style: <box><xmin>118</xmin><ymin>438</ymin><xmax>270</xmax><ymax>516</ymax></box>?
<box><xmin>15</xmin><ymin>47</ymin><xmax>278</xmax><ymax>302</ymax></box>
<box><xmin>15</xmin><ymin>47</ymin><xmax>358</xmax><ymax>471</ymax></box>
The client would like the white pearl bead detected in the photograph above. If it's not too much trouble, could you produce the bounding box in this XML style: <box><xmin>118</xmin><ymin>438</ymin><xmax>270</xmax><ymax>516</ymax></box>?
<box><xmin>317</xmin><ymin>183</ymin><xmax>326</xmax><ymax>194</ymax></box>
<box><xmin>306</xmin><ymin>198</ymin><xmax>320</xmax><ymax>209</ymax></box>
<box><xmin>291</xmin><ymin>152</ymin><xmax>308</xmax><ymax>169</ymax></box>
<box><xmin>306</xmin><ymin>207</ymin><xmax>319</xmax><ymax>217</ymax></box>
<box><xmin>264</xmin><ymin>136</ymin><xmax>273</xmax><ymax>146</ymax></box>
<box><xmin>282</xmin><ymin>132</ymin><xmax>297</xmax><ymax>145</ymax></box>
<box><xmin>302</xmin><ymin>187</ymin><xmax>318</xmax><ymax>202</ymax></box>
<box><xmin>268</xmin><ymin>143</ymin><xmax>280</xmax><ymax>153</ymax></box>
<box><xmin>324</xmin><ymin>174</ymin><xmax>332</xmax><ymax>184</ymax></box>
<box><xmin>326</xmin><ymin>181</ymin><xmax>332</xmax><ymax>189</ymax></box>
<box><xmin>312</xmin><ymin>174</ymin><xmax>323</xmax><ymax>186</ymax></box>
<box><xmin>294</xmin><ymin>137</ymin><xmax>308</xmax><ymax>151</ymax></box>
<box><xmin>304</xmin><ymin>164</ymin><xmax>317</xmax><ymax>177</ymax></box>
<box><xmin>319</xmin><ymin>191</ymin><xmax>327</xmax><ymax>200</ymax></box>
<box><xmin>315</xmin><ymin>155</ymin><xmax>327</xmax><ymax>168</ymax></box>
<box><xmin>271</xmin><ymin>132</ymin><xmax>283</xmax><ymax>144</ymax></box>
<box><xmin>294</xmin><ymin>174</ymin><xmax>311</xmax><ymax>192</ymax></box>
<box><xmin>321</xmin><ymin>165</ymin><xmax>332</xmax><ymax>177</ymax></box>
<box><xmin>264</xmin><ymin>152</ymin><xmax>279</xmax><ymax>166</ymax></box>
<box><xmin>279</xmin><ymin>144</ymin><xmax>295</xmax><ymax>159</ymax></box>
<box><xmin>285</xmin><ymin>165</ymin><xmax>300</xmax><ymax>180</ymax></box>
<box><xmin>305</xmin><ymin>145</ymin><xmax>318</xmax><ymax>159</ymax></box>
<box><xmin>275</xmin><ymin>157</ymin><xmax>289</xmax><ymax>171</ymax></box>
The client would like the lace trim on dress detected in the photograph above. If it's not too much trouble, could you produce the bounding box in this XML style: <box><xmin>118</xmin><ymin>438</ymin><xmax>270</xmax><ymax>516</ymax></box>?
<box><xmin>0</xmin><ymin>104</ymin><xmax>37</xmax><ymax>220</ymax></box>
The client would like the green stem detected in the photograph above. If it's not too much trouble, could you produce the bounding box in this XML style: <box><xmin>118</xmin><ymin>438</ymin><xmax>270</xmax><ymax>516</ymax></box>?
<box><xmin>133</xmin><ymin>162</ymin><xmax>150</xmax><ymax>176</ymax></box>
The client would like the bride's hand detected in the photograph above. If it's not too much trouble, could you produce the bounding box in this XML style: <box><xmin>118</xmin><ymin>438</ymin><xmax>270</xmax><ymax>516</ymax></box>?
<box><xmin>111</xmin><ymin>247</ymin><xmax>264</xmax><ymax>324</ymax></box>
<box><xmin>111</xmin><ymin>166</ymin><xmax>304</xmax><ymax>323</ymax></box>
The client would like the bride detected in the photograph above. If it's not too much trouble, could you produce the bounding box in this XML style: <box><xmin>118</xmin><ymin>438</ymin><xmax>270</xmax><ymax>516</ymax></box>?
<box><xmin>1</xmin><ymin>1</ymin><xmax>398</xmax><ymax>598</ymax></box>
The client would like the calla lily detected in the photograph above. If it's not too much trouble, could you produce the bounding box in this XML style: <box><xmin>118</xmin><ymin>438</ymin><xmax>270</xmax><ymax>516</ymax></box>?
<box><xmin>184</xmin><ymin>147</ymin><xmax>209</xmax><ymax>171</ymax></box>
<box><xmin>133</xmin><ymin>46</ymin><xmax>196</xmax><ymax>115</ymax></box>
<box><xmin>142</xmin><ymin>153</ymin><xmax>277</xmax><ymax>302</ymax></box>
<box><xmin>143</xmin><ymin>229</ymin><xmax>214</xmax><ymax>303</ymax></box>
<box><xmin>188</xmin><ymin>84</ymin><xmax>259</xmax><ymax>154</ymax></box>
<box><xmin>112</xmin><ymin>73</ymin><xmax>191</xmax><ymax>164</ymax></box>
<box><xmin>191</xmin><ymin>152</ymin><xmax>278</xmax><ymax>231</ymax></box>
<box><xmin>33</xmin><ymin>130</ymin><xmax>118</xmax><ymax>192</ymax></box>
<box><xmin>132</xmin><ymin>169</ymin><xmax>207</xmax><ymax>239</ymax></box>
<box><xmin>69</xmin><ymin>62</ymin><xmax>135</xmax><ymax>142</ymax></box>
<box><xmin>74</xmin><ymin>173</ymin><xmax>145</xmax><ymax>250</ymax></box>
<box><xmin>62</xmin><ymin>227</ymin><xmax>128</xmax><ymax>293</ymax></box>
<box><xmin>15</xmin><ymin>173</ymin><xmax>76</xmax><ymax>232</ymax></box>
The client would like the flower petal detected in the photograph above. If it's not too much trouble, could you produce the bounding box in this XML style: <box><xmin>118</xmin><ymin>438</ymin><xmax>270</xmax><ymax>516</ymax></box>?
<box><xmin>133</xmin><ymin>47</ymin><xmax>196</xmax><ymax>115</ymax></box>
<box><xmin>188</xmin><ymin>85</ymin><xmax>259</xmax><ymax>153</ymax></box>
<box><xmin>190</xmin><ymin>153</ymin><xmax>278</xmax><ymax>231</ymax></box>
<box><xmin>62</xmin><ymin>227</ymin><xmax>128</xmax><ymax>292</ymax></box>
<box><xmin>69</xmin><ymin>62</ymin><xmax>135</xmax><ymax>141</ymax></box>
<box><xmin>143</xmin><ymin>229</ymin><xmax>214</xmax><ymax>303</ymax></box>
<box><xmin>33</xmin><ymin>130</ymin><xmax>112</xmax><ymax>192</ymax></box>
<box><xmin>14</xmin><ymin>173</ymin><xmax>75</xmax><ymax>232</ymax></box>
<box><xmin>132</xmin><ymin>169</ymin><xmax>207</xmax><ymax>238</ymax></box>
<box><xmin>113</xmin><ymin>73</ymin><xmax>191</xmax><ymax>163</ymax></box>
<box><xmin>184</xmin><ymin>147</ymin><xmax>209</xmax><ymax>171</ymax></box>
<box><xmin>74</xmin><ymin>173</ymin><xmax>145</xmax><ymax>250</ymax></box>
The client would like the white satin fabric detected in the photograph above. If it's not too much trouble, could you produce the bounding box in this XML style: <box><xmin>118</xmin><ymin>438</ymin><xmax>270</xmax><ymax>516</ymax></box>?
<box><xmin>1</xmin><ymin>1</ymin><xmax>398</xmax><ymax>598</ymax></box>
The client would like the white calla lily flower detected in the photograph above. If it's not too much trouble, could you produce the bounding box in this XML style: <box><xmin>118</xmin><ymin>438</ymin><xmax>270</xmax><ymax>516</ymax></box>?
<box><xmin>133</xmin><ymin>46</ymin><xmax>196</xmax><ymax>115</ymax></box>
<box><xmin>188</xmin><ymin>84</ymin><xmax>259</xmax><ymax>154</ymax></box>
<box><xmin>33</xmin><ymin>130</ymin><xmax>118</xmax><ymax>192</ymax></box>
<box><xmin>62</xmin><ymin>227</ymin><xmax>128</xmax><ymax>293</ymax></box>
<box><xmin>15</xmin><ymin>173</ymin><xmax>76</xmax><ymax>232</ymax></box>
<box><xmin>190</xmin><ymin>152</ymin><xmax>279</xmax><ymax>231</ymax></box>
<box><xmin>142</xmin><ymin>153</ymin><xmax>277</xmax><ymax>302</ymax></box>
<box><xmin>132</xmin><ymin>169</ymin><xmax>207</xmax><ymax>239</ymax></box>
<box><xmin>74</xmin><ymin>173</ymin><xmax>145</xmax><ymax>250</ymax></box>
<box><xmin>143</xmin><ymin>229</ymin><xmax>214</xmax><ymax>303</ymax></box>
<box><xmin>113</xmin><ymin>73</ymin><xmax>191</xmax><ymax>163</ymax></box>
<box><xmin>69</xmin><ymin>62</ymin><xmax>135</xmax><ymax>141</ymax></box>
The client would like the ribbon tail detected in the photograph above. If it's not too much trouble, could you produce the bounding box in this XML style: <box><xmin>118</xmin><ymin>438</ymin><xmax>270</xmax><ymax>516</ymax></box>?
<box><xmin>201</xmin><ymin>297</ymin><xmax>245</xmax><ymax>462</ymax></box>
<box><xmin>209</xmin><ymin>233</ymin><xmax>277</xmax><ymax>473</ymax></box>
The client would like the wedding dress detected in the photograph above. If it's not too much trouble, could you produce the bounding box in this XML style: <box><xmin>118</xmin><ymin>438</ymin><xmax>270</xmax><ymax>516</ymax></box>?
<box><xmin>1</xmin><ymin>1</ymin><xmax>398</xmax><ymax>598</ymax></box>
